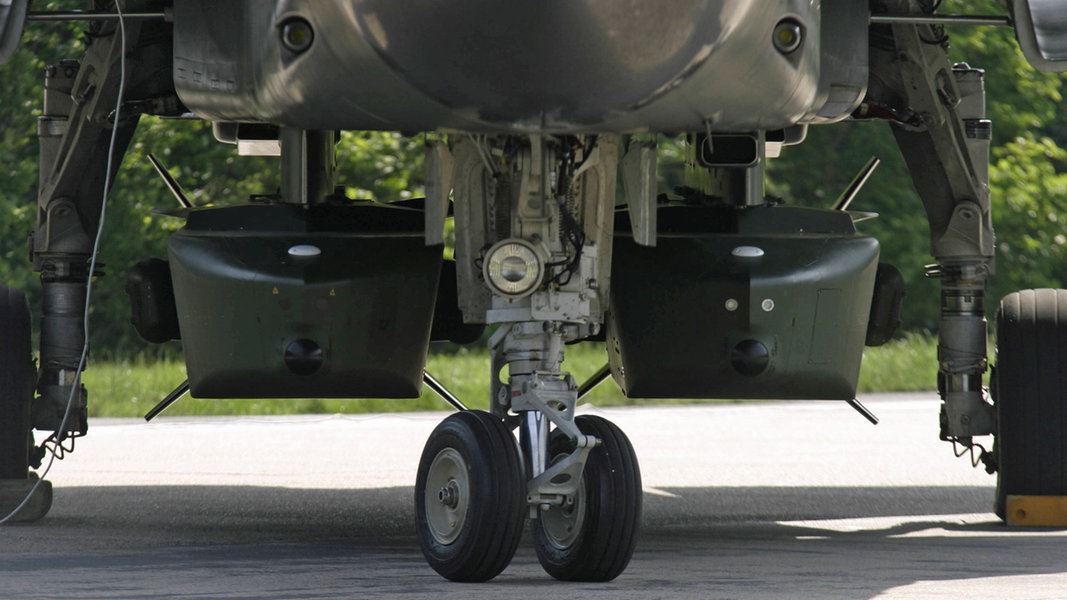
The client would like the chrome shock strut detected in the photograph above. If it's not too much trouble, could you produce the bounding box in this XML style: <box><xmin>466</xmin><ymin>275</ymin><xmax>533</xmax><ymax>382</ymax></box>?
<box><xmin>458</xmin><ymin>133</ymin><xmax>619</xmax><ymax>516</ymax></box>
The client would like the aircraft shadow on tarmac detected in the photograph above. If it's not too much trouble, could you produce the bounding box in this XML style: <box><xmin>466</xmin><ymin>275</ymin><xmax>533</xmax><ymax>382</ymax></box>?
<box><xmin>5</xmin><ymin>483</ymin><xmax>1065</xmax><ymax>599</ymax></box>
<box><xmin>22</xmin><ymin>483</ymin><xmax>998</xmax><ymax>539</ymax></box>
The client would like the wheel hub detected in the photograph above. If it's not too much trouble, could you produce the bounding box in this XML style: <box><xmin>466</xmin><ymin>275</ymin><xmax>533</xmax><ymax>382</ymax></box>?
<box><xmin>541</xmin><ymin>478</ymin><xmax>586</xmax><ymax>549</ymax></box>
<box><xmin>438</xmin><ymin>480</ymin><xmax>460</xmax><ymax>509</ymax></box>
<box><xmin>424</xmin><ymin>448</ymin><xmax>469</xmax><ymax>545</ymax></box>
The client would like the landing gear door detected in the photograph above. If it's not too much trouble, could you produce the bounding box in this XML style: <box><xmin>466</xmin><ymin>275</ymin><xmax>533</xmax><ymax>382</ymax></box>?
<box><xmin>0</xmin><ymin>0</ymin><xmax>28</xmax><ymax>66</ymax></box>
<box><xmin>1011</xmin><ymin>0</ymin><xmax>1067</xmax><ymax>72</ymax></box>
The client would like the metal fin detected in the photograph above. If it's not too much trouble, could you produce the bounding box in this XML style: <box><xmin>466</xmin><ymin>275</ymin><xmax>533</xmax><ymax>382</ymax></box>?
<box><xmin>846</xmin><ymin>397</ymin><xmax>879</xmax><ymax>425</ymax></box>
<box><xmin>147</xmin><ymin>153</ymin><xmax>194</xmax><ymax>209</ymax></box>
<box><xmin>833</xmin><ymin>157</ymin><xmax>880</xmax><ymax>212</ymax></box>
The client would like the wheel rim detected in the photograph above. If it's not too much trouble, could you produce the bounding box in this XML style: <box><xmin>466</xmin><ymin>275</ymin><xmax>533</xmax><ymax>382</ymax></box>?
<box><xmin>424</xmin><ymin>447</ymin><xmax>470</xmax><ymax>545</ymax></box>
<box><xmin>540</xmin><ymin>459</ymin><xmax>586</xmax><ymax>549</ymax></box>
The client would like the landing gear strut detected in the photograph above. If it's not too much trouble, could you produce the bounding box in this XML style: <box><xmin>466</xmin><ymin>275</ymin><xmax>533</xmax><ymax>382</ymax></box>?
<box><xmin>413</xmin><ymin>134</ymin><xmax>642</xmax><ymax>581</ymax></box>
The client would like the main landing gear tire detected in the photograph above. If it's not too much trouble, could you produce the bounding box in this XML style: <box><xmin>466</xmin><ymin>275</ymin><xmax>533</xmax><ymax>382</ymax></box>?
<box><xmin>993</xmin><ymin>289</ymin><xmax>1067</xmax><ymax>520</ymax></box>
<box><xmin>0</xmin><ymin>286</ymin><xmax>35</xmax><ymax>481</ymax></box>
<box><xmin>533</xmin><ymin>415</ymin><xmax>642</xmax><ymax>582</ymax></box>
<box><xmin>0</xmin><ymin>285</ymin><xmax>51</xmax><ymax>524</ymax></box>
<box><xmin>415</xmin><ymin>410</ymin><xmax>525</xmax><ymax>582</ymax></box>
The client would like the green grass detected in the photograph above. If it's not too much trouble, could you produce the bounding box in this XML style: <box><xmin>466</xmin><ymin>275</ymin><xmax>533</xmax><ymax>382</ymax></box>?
<box><xmin>82</xmin><ymin>334</ymin><xmax>946</xmax><ymax>418</ymax></box>
<box><xmin>856</xmin><ymin>332</ymin><xmax>939</xmax><ymax>393</ymax></box>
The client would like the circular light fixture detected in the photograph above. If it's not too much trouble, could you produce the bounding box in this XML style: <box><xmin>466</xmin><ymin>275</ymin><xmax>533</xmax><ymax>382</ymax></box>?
<box><xmin>280</xmin><ymin>18</ymin><xmax>314</xmax><ymax>54</ymax></box>
<box><xmin>731</xmin><ymin>339</ymin><xmax>770</xmax><ymax>376</ymax></box>
<box><xmin>284</xmin><ymin>338</ymin><xmax>324</xmax><ymax>376</ymax></box>
<box><xmin>288</xmin><ymin>244</ymin><xmax>321</xmax><ymax>258</ymax></box>
<box><xmin>731</xmin><ymin>245</ymin><xmax>765</xmax><ymax>259</ymax></box>
<box><xmin>483</xmin><ymin>239</ymin><xmax>544</xmax><ymax>298</ymax></box>
<box><xmin>772</xmin><ymin>19</ymin><xmax>803</xmax><ymax>54</ymax></box>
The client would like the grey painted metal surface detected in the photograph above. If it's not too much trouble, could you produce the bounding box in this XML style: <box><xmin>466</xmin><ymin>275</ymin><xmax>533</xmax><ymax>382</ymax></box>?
<box><xmin>1011</xmin><ymin>0</ymin><xmax>1067</xmax><ymax>71</ymax></box>
<box><xmin>172</xmin><ymin>0</ymin><xmax>867</xmax><ymax>132</ymax></box>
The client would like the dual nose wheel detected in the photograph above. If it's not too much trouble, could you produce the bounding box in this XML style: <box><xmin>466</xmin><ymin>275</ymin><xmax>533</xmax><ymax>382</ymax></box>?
<box><xmin>415</xmin><ymin>410</ymin><xmax>641</xmax><ymax>582</ymax></box>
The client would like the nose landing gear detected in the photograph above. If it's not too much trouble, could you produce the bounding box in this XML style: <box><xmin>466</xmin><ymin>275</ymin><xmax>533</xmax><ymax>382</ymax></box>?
<box><xmin>413</xmin><ymin>134</ymin><xmax>642</xmax><ymax>582</ymax></box>
<box><xmin>414</xmin><ymin>403</ymin><xmax>642</xmax><ymax>583</ymax></box>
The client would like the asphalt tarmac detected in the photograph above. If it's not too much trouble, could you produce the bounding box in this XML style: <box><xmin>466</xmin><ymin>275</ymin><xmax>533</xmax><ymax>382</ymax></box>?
<box><xmin>2</xmin><ymin>393</ymin><xmax>1065</xmax><ymax>599</ymax></box>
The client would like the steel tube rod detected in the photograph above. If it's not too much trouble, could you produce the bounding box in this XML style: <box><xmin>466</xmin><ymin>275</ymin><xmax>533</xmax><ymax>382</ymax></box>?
<box><xmin>870</xmin><ymin>14</ymin><xmax>1011</xmax><ymax>27</ymax></box>
<box><xmin>577</xmin><ymin>364</ymin><xmax>612</xmax><ymax>400</ymax></box>
<box><xmin>144</xmin><ymin>380</ymin><xmax>190</xmax><ymax>422</ymax></box>
<box><xmin>27</xmin><ymin>11</ymin><xmax>168</xmax><ymax>22</ymax></box>
<box><xmin>423</xmin><ymin>371</ymin><xmax>468</xmax><ymax>412</ymax></box>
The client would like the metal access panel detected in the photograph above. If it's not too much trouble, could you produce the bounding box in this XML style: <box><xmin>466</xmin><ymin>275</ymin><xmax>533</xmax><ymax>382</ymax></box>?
<box><xmin>168</xmin><ymin>203</ymin><xmax>441</xmax><ymax>399</ymax></box>
<box><xmin>170</xmin><ymin>0</ymin><xmax>869</xmax><ymax>133</ymax></box>
<box><xmin>607</xmin><ymin>205</ymin><xmax>879</xmax><ymax>400</ymax></box>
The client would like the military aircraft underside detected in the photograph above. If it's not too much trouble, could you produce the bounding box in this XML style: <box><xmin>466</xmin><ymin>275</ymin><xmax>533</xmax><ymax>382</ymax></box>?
<box><xmin>1</xmin><ymin>0</ymin><xmax>1067</xmax><ymax>583</ymax></box>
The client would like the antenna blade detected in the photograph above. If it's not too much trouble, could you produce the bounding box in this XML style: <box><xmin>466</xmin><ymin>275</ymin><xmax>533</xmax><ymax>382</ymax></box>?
<box><xmin>833</xmin><ymin>157</ymin><xmax>880</xmax><ymax>212</ymax></box>
<box><xmin>147</xmin><ymin>153</ymin><xmax>194</xmax><ymax>209</ymax></box>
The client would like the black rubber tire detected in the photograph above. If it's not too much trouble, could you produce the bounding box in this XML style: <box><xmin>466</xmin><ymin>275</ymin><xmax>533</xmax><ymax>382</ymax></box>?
<box><xmin>414</xmin><ymin>410</ymin><xmax>525</xmax><ymax>582</ymax></box>
<box><xmin>0</xmin><ymin>286</ymin><xmax>35</xmax><ymax>480</ymax></box>
<box><xmin>533</xmin><ymin>415</ymin><xmax>642</xmax><ymax>582</ymax></box>
<box><xmin>993</xmin><ymin>289</ymin><xmax>1067</xmax><ymax>520</ymax></box>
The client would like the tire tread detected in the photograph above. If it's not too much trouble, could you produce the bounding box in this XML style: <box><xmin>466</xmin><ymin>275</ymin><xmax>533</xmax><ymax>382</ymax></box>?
<box><xmin>0</xmin><ymin>286</ymin><xmax>33</xmax><ymax>480</ymax></box>
<box><xmin>415</xmin><ymin>410</ymin><xmax>524</xmax><ymax>582</ymax></box>
<box><xmin>995</xmin><ymin>289</ymin><xmax>1067</xmax><ymax>514</ymax></box>
<box><xmin>534</xmin><ymin>414</ymin><xmax>641</xmax><ymax>582</ymax></box>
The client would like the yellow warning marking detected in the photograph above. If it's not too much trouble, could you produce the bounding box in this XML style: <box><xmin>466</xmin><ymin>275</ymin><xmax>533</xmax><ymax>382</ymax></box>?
<box><xmin>329</xmin><ymin>289</ymin><xmax>336</xmax><ymax>297</ymax></box>
<box><xmin>272</xmin><ymin>287</ymin><xmax>279</xmax><ymax>295</ymax></box>
<box><xmin>1006</xmin><ymin>495</ymin><xmax>1067</xmax><ymax>527</ymax></box>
